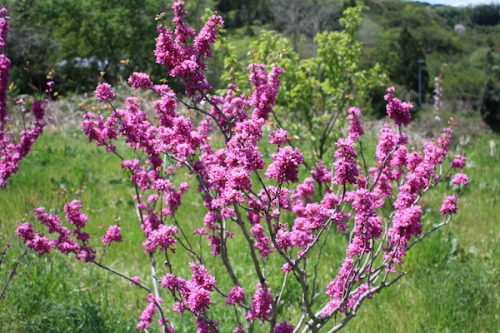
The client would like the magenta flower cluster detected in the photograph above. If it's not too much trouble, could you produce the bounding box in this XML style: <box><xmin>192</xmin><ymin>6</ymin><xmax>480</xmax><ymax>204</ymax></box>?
<box><xmin>102</xmin><ymin>225</ymin><xmax>122</xmax><ymax>245</ymax></box>
<box><xmin>16</xmin><ymin>2</ymin><xmax>468</xmax><ymax>332</ymax></box>
<box><xmin>95</xmin><ymin>83</ymin><xmax>116</xmax><ymax>102</ymax></box>
<box><xmin>16</xmin><ymin>201</ymin><xmax>95</xmax><ymax>261</ymax></box>
<box><xmin>451</xmin><ymin>173</ymin><xmax>468</xmax><ymax>186</ymax></box>
<box><xmin>384</xmin><ymin>86</ymin><xmax>413</xmax><ymax>127</ymax></box>
<box><xmin>154</xmin><ymin>1</ymin><xmax>223</xmax><ymax>96</ymax></box>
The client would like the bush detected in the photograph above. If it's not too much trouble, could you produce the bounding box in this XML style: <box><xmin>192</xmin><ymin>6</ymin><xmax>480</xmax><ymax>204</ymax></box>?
<box><xmin>479</xmin><ymin>78</ymin><xmax>500</xmax><ymax>131</ymax></box>
<box><xmin>14</xmin><ymin>3</ymin><xmax>470</xmax><ymax>333</ymax></box>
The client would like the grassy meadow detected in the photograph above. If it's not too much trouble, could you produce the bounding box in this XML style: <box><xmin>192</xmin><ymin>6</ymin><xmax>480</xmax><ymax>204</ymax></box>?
<box><xmin>0</xmin><ymin>106</ymin><xmax>498</xmax><ymax>332</ymax></box>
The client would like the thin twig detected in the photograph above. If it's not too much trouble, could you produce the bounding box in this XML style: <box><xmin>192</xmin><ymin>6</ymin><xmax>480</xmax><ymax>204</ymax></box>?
<box><xmin>0</xmin><ymin>248</ymin><xmax>27</xmax><ymax>301</ymax></box>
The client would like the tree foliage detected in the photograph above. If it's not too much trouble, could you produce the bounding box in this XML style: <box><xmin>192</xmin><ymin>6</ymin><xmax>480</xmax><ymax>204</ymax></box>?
<box><xmin>220</xmin><ymin>6</ymin><xmax>387</xmax><ymax>162</ymax></box>
<box><xmin>479</xmin><ymin>78</ymin><xmax>500</xmax><ymax>130</ymax></box>
<box><xmin>471</xmin><ymin>4</ymin><xmax>500</xmax><ymax>26</ymax></box>
<box><xmin>395</xmin><ymin>27</ymin><xmax>428</xmax><ymax>96</ymax></box>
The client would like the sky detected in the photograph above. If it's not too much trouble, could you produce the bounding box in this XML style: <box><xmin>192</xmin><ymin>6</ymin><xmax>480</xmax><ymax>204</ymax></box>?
<box><xmin>410</xmin><ymin>0</ymin><xmax>500</xmax><ymax>6</ymax></box>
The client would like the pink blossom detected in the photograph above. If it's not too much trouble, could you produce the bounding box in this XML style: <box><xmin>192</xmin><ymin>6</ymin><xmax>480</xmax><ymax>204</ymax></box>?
<box><xmin>440</xmin><ymin>195</ymin><xmax>458</xmax><ymax>215</ymax></box>
<box><xmin>163</xmin><ymin>264</ymin><xmax>216</xmax><ymax>315</ymax></box>
<box><xmin>189</xmin><ymin>263</ymin><xmax>216</xmax><ymax>291</ymax></box>
<box><xmin>81</xmin><ymin>112</ymin><xmax>118</xmax><ymax>152</ymax></box>
<box><xmin>333</xmin><ymin>138</ymin><xmax>359</xmax><ymax>185</ymax></box>
<box><xmin>17</xmin><ymin>201</ymin><xmax>98</xmax><ymax>261</ymax></box>
<box><xmin>95</xmin><ymin>83</ymin><xmax>116</xmax><ymax>102</ymax></box>
<box><xmin>274</xmin><ymin>321</ymin><xmax>294</xmax><ymax>333</ymax></box>
<box><xmin>424</xmin><ymin>128</ymin><xmax>452</xmax><ymax>164</ymax></box>
<box><xmin>348</xmin><ymin>189</ymin><xmax>383</xmax><ymax>256</ymax></box>
<box><xmin>193</xmin><ymin>15</ymin><xmax>224</xmax><ymax>58</ymax></box>
<box><xmin>63</xmin><ymin>200</ymin><xmax>88</xmax><ymax>228</ymax></box>
<box><xmin>384</xmin><ymin>87</ymin><xmax>413</xmax><ymax>127</ymax></box>
<box><xmin>130</xmin><ymin>276</ymin><xmax>142</xmax><ymax>286</ymax></box>
<box><xmin>406</xmin><ymin>151</ymin><xmax>423</xmax><ymax>171</ymax></box>
<box><xmin>451</xmin><ymin>155</ymin><xmax>466</xmax><ymax>169</ymax></box>
<box><xmin>195</xmin><ymin>317</ymin><xmax>218</xmax><ymax>333</ymax></box>
<box><xmin>450</xmin><ymin>173</ymin><xmax>468</xmax><ymax>186</ymax></box>
<box><xmin>347</xmin><ymin>107</ymin><xmax>364</xmax><ymax>140</ymax></box>
<box><xmin>136</xmin><ymin>295</ymin><xmax>158</xmax><ymax>330</ymax></box>
<box><xmin>142</xmin><ymin>224</ymin><xmax>178</xmax><ymax>254</ymax></box>
<box><xmin>102</xmin><ymin>225</ymin><xmax>122</xmax><ymax>245</ymax></box>
<box><xmin>311</xmin><ymin>160</ymin><xmax>332</xmax><ymax>184</ymax></box>
<box><xmin>375</xmin><ymin>124</ymin><xmax>399</xmax><ymax>163</ymax></box>
<box><xmin>0</xmin><ymin>55</ymin><xmax>10</xmax><ymax>126</ymax></box>
<box><xmin>171</xmin><ymin>1</ymin><xmax>195</xmax><ymax>43</ymax></box>
<box><xmin>265</xmin><ymin>146</ymin><xmax>304</xmax><ymax>183</ymax></box>
<box><xmin>387</xmin><ymin>204</ymin><xmax>423</xmax><ymax>258</ymax></box>
<box><xmin>281</xmin><ymin>263</ymin><xmax>292</xmax><ymax>273</ymax></box>
<box><xmin>250</xmin><ymin>223</ymin><xmax>272</xmax><ymax>257</ymax></box>
<box><xmin>75</xmin><ymin>247</ymin><xmax>95</xmax><ymax>261</ymax></box>
<box><xmin>186</xmin><ymin>286</ymin><xmax>212</xmax><ymax>313</ymax></box>
<box><xmin>0</xmin><ymin>8</ymin><xmax>10</xmax><ymax>49</ymax></box>
<box><xmin>321</xmin><ymin>258</ymin><xmax>354</xmax><ymax>316</ymax></box>
<box><xmin>154</xmin><ymin>3</ymin><xmax>223</xmax><ymax>95</ymax></box>
<box><xmin>249</xmin><ymin>64</ymin><xmax>284</xmax><ymax>120</ymax></box>
<box><xmin>246</xmin><ymin>283</ymin><xmax>273</xmax><ymax>321</ymax></box>
<box><xmin>292</xmin><ymin>177</ymin><xmax>315</xmax><ymax>202</ymax></box>
<box><xmin>226</xmin><ymin>286</ymin><xmax>245</xmax><ymax>305</ymax></box>
<box><xmin>13</xmin><ymin>0</ymin><xmax>465</xmax><ymax>328</ymax></box>
<box><xmin>346</xmin><ymin>283</ymin><xmax>370</xmax><ymax>308</ymax></box>
<box><xmin>15</xmin><ymin>223</ymin><xmax>35</xmax><ymax>241</ymax></box>
<box><xmin>128</xmin><ymin>72</ymin><xmax>153</xmax><ymax>89</ymax></box>
<box><xmin>160</xmin><ymin>273</ymin><xmax>185</xmax><ymax>290</ymax></box>
<box><xmin>154</xmin><ymin>25</ymin><xmax>180</xmax><ymax>68</ymax></box>
<box><xmin>269</xmin><ymin>128</ymin><xmax>288</xmax><ymax>145</ymax></box>
<box><xmin>27</xmin><ymin>234</ymin><xmax>53</xmax><ymax>254</ymax></box>
<box><xmin>0</xmin><ymin>46</ymin><xmax>49</xmax><ymax>188</ymax></box>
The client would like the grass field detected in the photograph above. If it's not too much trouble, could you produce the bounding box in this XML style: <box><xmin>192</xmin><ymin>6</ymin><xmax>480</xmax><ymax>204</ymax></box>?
<box><xmin>0</xmin><ymin>110</ymin><xmax>498</xmax><ymax>332</ymax></box>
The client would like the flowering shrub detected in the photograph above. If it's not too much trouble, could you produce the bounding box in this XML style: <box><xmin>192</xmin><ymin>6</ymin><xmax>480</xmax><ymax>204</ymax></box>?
<box><xmin>0</xmin><ymin>7</ymin><xmax>51</xmax><ymax>188</ymax></box>
<box><xmin>17</xmin><ymin>2</ymin><xmax>468</xmax><ymax>332</ymax></box>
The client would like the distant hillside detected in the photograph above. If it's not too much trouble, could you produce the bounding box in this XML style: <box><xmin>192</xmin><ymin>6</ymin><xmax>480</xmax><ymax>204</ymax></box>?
<box><xmin>357</xmin><ymin>0</ymin><xmax>499</xmax><ymax>120</ymax></box>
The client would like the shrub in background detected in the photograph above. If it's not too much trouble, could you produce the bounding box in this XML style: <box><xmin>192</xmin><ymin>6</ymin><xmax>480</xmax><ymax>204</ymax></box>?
<box><xmin>479</xmin><ymin>78</ymin><xmax>500</xmax><ymax>131</ymax></box>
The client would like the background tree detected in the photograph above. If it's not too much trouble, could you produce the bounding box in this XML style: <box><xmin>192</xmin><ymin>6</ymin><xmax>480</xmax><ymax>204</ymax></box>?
<box><xmin>479</xmin><ymin>39</ymin><xmax>500</xmax><ymax>131</ymax></box>
<box><xmin>470</xmin><ymin>4</ymin><xmax>500</xmax><ymax>26</ymax></box>
<box><xmin>394</xmin><ymin>27</ymin><xmax>428</xmax><ymax>97</ymax></box>
<box><xmin>479</xmin><ymin>78</ymin><xmax>500</xmax><ymax>131</ymax></box>
<box><xmin>220</xmin><ymin>6</ymin><xmax>388</xmax><ymax>162</ymax></box>
<box><xmin>268</xmin><ymin>0</ymin><xmax>340</xmax><ymax>51</ymax></box>
<box><xmin>216</xmin><ymin>0</ymin><xmax>272</xmax><ymax>28</ymax></box>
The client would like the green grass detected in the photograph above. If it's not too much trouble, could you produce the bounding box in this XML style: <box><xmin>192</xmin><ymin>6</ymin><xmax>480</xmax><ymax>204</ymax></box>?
<box><xmin>0</xmin><ymin>118</ymin><xmax>498</xmax><ymax>332</ymax></box>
